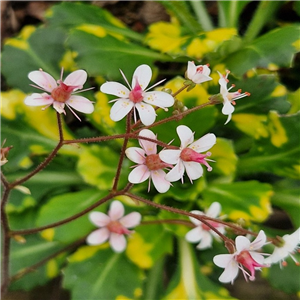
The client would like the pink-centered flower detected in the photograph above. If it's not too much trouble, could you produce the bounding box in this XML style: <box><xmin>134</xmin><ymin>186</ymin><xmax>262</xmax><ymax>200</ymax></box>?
<box><xmin>86</xmin><ymin>200</ymin><xmax>141</xmax><ymax>253</ymax></box>
<box><xmin>218</xmin><ymin>70</ymin><xmax>250</xmax><ymax>125</ymax></box>
<box><xmin>185</xmin><ymin>202</ymin><xmax>225</xmax><ymax>250</ymax></box>
<box><xmin>24</xmin><ymin>68</ymin><xmax>94</xmax><ymax>121</ymax></box>
<box><xmin>159</xmin><ymin>125</ymin><xmax>216</xmax><ymax>183</ymax></box>
<box><xmin>213</xmin><ymin>230</ymin><xmax>269</xmax><ymax>284</ymax></box>
<box><xmin>264</xmin><ymin>228</ymin><xmax>300</xmax><ymax>267</ymax></box>
<box><xmin>186</xmin><ymin>61</ymin><xmax>212</xmax><ymax>84</ymax></box>
<box><xmin>125</xmin><ymin>129</ymin><xmax>172</xmax><ymax>193</ymax></box>
<box><xmin>100</xmin><ymin>64</ymin><xmax>174</xmax><ymax>126</ymax></box>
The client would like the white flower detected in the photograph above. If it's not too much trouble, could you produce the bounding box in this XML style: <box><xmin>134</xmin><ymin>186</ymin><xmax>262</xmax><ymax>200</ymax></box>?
<box><xmin>86</xmin><ymin>200</ymin><xmax>141</xmax><ymax>253</ymax></box>
<box><xmin>159</xmin><ymin>125</ymin><xmax>216</xmax><ymax>183</ymax></box>
<box><xmin>186</xmin><ymin>61</ymin><xmax>212</xmax><ymax>84</ymax></box>
<box><xmin>264</xmin><ymin>228</ymin><xmax>300</xmax><ymax>266</ymax></box>
<box><xmin>213</xmin><ymin>230</ymin><xmax>269</xmax><ymax>284</ymax></box>
<box><xmin>218</xmin><ymin>70</ymin><xmax>250</xmax><ymax>125</ymax></box>
<box><xmin>185</xmin><ymin>202</ymin><xmax>225</xmax><ymax>250</ymax></box>
<box><xmin>24</xmin><ymin>68</ymin><xmax>94</xmax><ymax>121</ymax></box>
<box><xmin>125</xmin><ymin>129</ymin><xmax>172</xmax><ymax>193</ymax></box>
<box><xmin>100</xmin><ymin>64</ymin><xmax>174</xmax><ymax>126</ymax></box>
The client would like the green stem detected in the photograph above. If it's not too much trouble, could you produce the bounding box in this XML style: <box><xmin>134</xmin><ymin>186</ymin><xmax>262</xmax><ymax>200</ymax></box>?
<box><xmin>190</xmin><ymin>0</ymin><xmax>214</xmax><ymax>31</ymax></box>
<box><xmin>243</xmin><ymin>1</ymin><xmax>282</xmax><ymax>43</ymax></box>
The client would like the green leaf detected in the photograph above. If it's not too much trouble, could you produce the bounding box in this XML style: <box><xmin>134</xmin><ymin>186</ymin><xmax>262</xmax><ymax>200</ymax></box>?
<box><xmin>63</xmin><ymin>246</ymin><xmax>143</xmax><ymax>300</ymax></box>
<box><xmin>164</xmin><ymin>239</ymin><xmax>235</xmax><ymax>299</ymax></box>
<box><xmin>224</xmin><ymin>25</ymin><xmax>300</xmax><ymax>75</ymax></box>
<box><xmin>2</xmin><ymin>27</ymin><xmax>66</xmax><ymax>92</ymax></box>
<box><xmin>9</xmin><ymin>235</ymin><xmax>64</xmax><ymax>291</ymax></box>
<box><xmin>67</xmin><ymin>28</ymin><xmax>168</xmax><ymax>81</ymax></box>
<box><xmin>238</xmin><ymin>112</ymin><xmax>300</xmax><ymax>179</ymax></box>
<box><xmin>46</xmin><ymin>2</ymin><xmax>143</xmax><ymax>41</ymax></box>
<box><xmin>126</xmin><ymin>223</ymin><xmax>173</xmax><ymax>269</ymax></box>
<box><xmin>77</xmin><ymin>145</ymin><xmax>130</xmax><ymax>190</ymax></box>
<box><xmin>202</xmin><ymin>181</ymin><xmax>273</xmax><ymax>223</ymax></box>
<box><xmin>36</xmin><ymin>189</ymin><xmax>107</xmax><ymax>243</ymax></box>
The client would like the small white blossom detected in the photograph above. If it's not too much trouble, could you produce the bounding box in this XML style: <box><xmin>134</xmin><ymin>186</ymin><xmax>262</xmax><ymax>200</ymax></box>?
<box><xmin>186</xmin><ymin>61</ymin><xmax>212</xmax><ymax>84</ymax></box>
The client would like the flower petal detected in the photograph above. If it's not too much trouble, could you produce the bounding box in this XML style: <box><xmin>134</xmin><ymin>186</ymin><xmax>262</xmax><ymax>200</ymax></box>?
<box><xmin>196</xmin><ymin>231</ymin><xmax>213</xmax><ymax>249</ymax></box>
<box><xmin>138</xmin><ymin>129</ymin><xmax>157</xmax><ymax>155</ymax></box>
<box><xmin>100</xmin><ymin>82</ymin><xmax>130</xmax><ymax>98</ymax></box>
<box><xmin>165</xmin><ymin>160</ymin><xmax>185</xmax><ymax>182</ymax></box>
<box><xmin>24</xmin><ymin>93</ymin><xmax>54</xmax><ymax>106</ymax></box>
<box><xmin>135</xmin><ymin>102</ymin><xmax>156</xmax><ymax>126</ymax></box>
<box><xmin>186</xmin><ymin>61</ymin><xmax>197</xmax><ymax>80</ymax></box>
<box><xmin>184</xmin><ymin>161</ymin><xmax>203</xmax><ymax>181</ymax></box>
<box><xmin>86</xmin><ymin>228</ymin><xmax>110</xmax><ymax>245</ymax></box>
<box><xmin>109</xmin><ymin>233</ymin><xmax>127</xmax><ymax>252</ymax></box>
<box><xmin>185</xmin><ymin>227</ymin><xmax>203</xmax><ymax>243</ymax></box>
<box><xmin>236</xmin><ymin>235</ymin><xmax>251</xmax><ymax>253</ymax></box>
<box><xmin>192</xmin><ymin>73</ymin><xmax>212</xmax><ymax>84</ymax></box>
<box><xmin>120</xmin><ymin>212</ymin><xmax>142</xmax><ymax>228</ymax></box>
<box><xmin>188</xmin><ymin>210</ymin><xmax>203</xmax><ymax>226</ymax></box>
<box><xmin>222</xmin><ymin>98</ymin><xmax>235</xmax><ymax>115</ymax></box>
<box><xmin>213</xmin><ymin>254</ymin><xmax>234</xmax><ymax>268</ymax></box>
<box><xmin>128</xmin><ymin>165</ymin><xmax>150</xmax><ymax>183</ymax></box>
<box><xmin>132</xmin><ymin>64</ymin><xmax>152</xmax><ymax>91</ymax></box>
<box><xmin>53</xmin><ymin>101</ymin><xmax>65</xmax><ymax>114</ymax></box>
<box><xmin>218</xmin><ymin>259</ymin><xmax>239</xmax><ymax>283</ymax></box>
<box><xmin>89</xmin><ymin>211</ymin><xmax>111</xmax><ymax>227</ymax></box>
<box><xmin>110</xmin><ymin>99</ymin><xmax>134</xmax><ymax>122</ymax></box>
<box><xmin>250</xmin><ymin>230</ymin><xmax>267</xmax><ymax>250</ymax></box>
<box><xmin>64</xmin><ymin>70</ymin><xmax>87</xmax><ymax>89</ymax></box>
<box><xmin>28</xmin><ymin>70</ymin><xmax>57</xmax><ymax>92</ymax></box>
<box><xmin>206</xmin><ymin>202</ymin><xmax>221</xmax><ymax>218</ymax></box>
<box><xmin>143</xmin><ymin>91</ymin><xmax>174</xmax><ymax>108</ymax></box>
<box><xmin>125</xmin><ymin>147</ymin><xmax>146</xmax><ymax>164</ymax></box>
<box><xmin>177</xmin><ymin>125</ymin><xmax>194</xmax><ymax>148</ymax></box>
<box><xmin>189</xmin><ymin>133</ymin><xmax>216</xmax><ymax>153</ymax></box>
<box><xmin>108</xmin><ymin>200</ymin><xmax>124</xmax><ymax>221</ymax></box>
<box><xmin>159</xmin><ymin>149</ymin><xmax>181</xmax><ymax>164</ymax></box>
<box><xmin>151</xmin><ymin>169</ymin><xmax>171</xmax><ymax>193</ymax></box>
<box><xmin>67</xmin><ymin>95</ymin><xmax>94</xmax><ymax>113</ymax></box>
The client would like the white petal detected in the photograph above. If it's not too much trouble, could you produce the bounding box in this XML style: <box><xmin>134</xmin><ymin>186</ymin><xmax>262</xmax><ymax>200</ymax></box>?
<box><xmin>189</xmin><ymin>133</ymin><xmax>216</xmax><ymax>153</ymax></box>
<box><xmin>192</xmin><ymin>73</ymin><xmax>212</xmax><ymax>84</ymax></box>
<box><xmin>100</xmin><ymin>82</ymin><xmax>130</xmax><ymax>98</ymax></box>
<box><xmin>222</xmin><ymin>98</ymin><xmax>235</xmax><ymax>115</ymax></box>
<box><xmin>206</xmin><ymin>202</ymin><xmax>221</xmax><ymax>218</ymax></box>
<box><xmin>213</xmin><ymin>254</ymin><xmax>234</xmax><ymax>268</ymax></box>
<box><xmin>110</xmin><ymin>99</ymin><xmax>134</xmax><ymax>121</ymax></box>
<box><xmin>186</xmin><ymin>61</ymin><xmax>196</xmax><ymax>80</ymax></box>
<box><xmin>128</xmin><ymin>165</ymin><xmax>150</xmax><ymax>183</ymax></box>
<box><xmin>184</xmin><ymin>161</ymin><xmax>203</xmax><ymax>180</ymax></box>
<box><xmin>159</xmin><ymin>149</ymin><xmax>181</xmax><ymax>164</ymax></box>
<box><xmin>250</xmin><ymin>252</ymin><xmax>265</xmax><ymax>265</ymax></box>
<box><xmin>151</xmin><ymin>169</ymin><xmax>171</xmax><ymax>193</ymax></box>
<box><xmin>24</xmin><ymin>93</ymin><xmax>53</xmax><ymax>106</ymax></box>
<box><xmin>188</xmin><ymin>210</ymin><xmax>203</xmax><ymax>226</ymax></box>
<box><xmin>177</xmin><ymin>125</ymin><xmax>194</xmax><ymax>148</ymax></box>
<box><xmin>53</xmin><ymin>101</ymin><xmax>65</xmax><ymax>114</ymax></box>
<box><xmin>108</xmin><ymin>200</ymin><xmax>124</xmax><ymax>221</ymax></box>
<box><xmin>86</xmin><ymin>228</ymin><xmax>110</xmax><ymax>245</ymax></box>
<box><xmin>138</xmin><ymin>129</ymin><xmax>157</xmax><ymax>155</ymax></box>
<box><xmin>67</xmin><ymin>95</ymin><xmax>94</xmax><ymax>113</ymax></box>
<box><xmin>218</xmin><ymin>260</ymin><xmax>239</xmax><ymax>283</ymax></box>
<box><xmin>250</xmin><ymin>230</ymin><xmax>267</xmax><ymax>250</ymax></box>
<box><xmin>125</xmin><ymin>147</ymin><xmax>146</xmax><ymax>164</ymax></box>
<box><xmin>196</xmin><ymin>231</ymin><xmax>213</xmax><ymax>249</ymax></box>
<box><xmin>120</xmin><ymin>212</ymin><xmax>142</xmax><ymax>228</ymax></box>
<box><xmin>64</xmin><ymin>70</ymin><xmax>87</xmax><ymax>89</ymax></box>
<box><xmin>236</xmin><ymin>235</ymin><xmax>251</xmax><ymax>253</ymax></box>
<box><xmin>135</xmin><ymin>102</ymin><xmax>156</xmax><ymax>126</ymax></box>
<box><xmin>132</xmin><ymin>64</ymin><xmax>152</xmax><ymax>91</ymax></box>
<box><xmin>185</xmin><ymin>227</ymin><xmax>203</xmax><ymax>243</ymax></box>
<box><xmin>143</xmin><ymin>91</ymin><xmax>174</xmax><ymax>108</ymax></box>
<box><xmin>89</xmin><ymin>211</ymin><xmax>111</xmax><ymax>227</ymax></box>
<box><xmin>109</xmin><ymin>233</ymin><xmax>127</xmax><ymax>252</ymax></box>
<box><xmin>165</xmin><ymin>160</ymin><xmax>185</xmax><ymax>182</ymax></box>
<box><xmin>28</xmin><ymin>70</ymin><xmax>57</xmax><ymax>92</ymax></box>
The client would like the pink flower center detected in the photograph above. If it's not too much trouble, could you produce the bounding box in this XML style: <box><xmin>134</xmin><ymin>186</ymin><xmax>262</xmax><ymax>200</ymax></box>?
<box><xmin>202</xmin><ymin>220</ymin><xmax>221</xmax><ymax>231</ymax></box>
<box><xmin>51</xmin><ymin>81</ymin><xmax>77</xmax><ymax>103</ymax></box>
<box><xmin>145</xmin><ymin>154</ymin><xmax>172</xmax><ymax>171</ymax></box>
<box><xmin>107</xmin><ymin>221</ymin><xmax>131</xmax><ymax>235</ymax></box>
<box><xmin>129</xmin><ymin>77</ymin><xmax>144</xmax><ymax>103</ymax></box>
<box><xmin>180</xmin><ymin>148</ymin><xmax>213</xmax><ymax>171</ymax></box>
<box><xmin>236</xmin><ymin>250</ymin><xmax>265</xmax><ymax>281</ymax></box>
